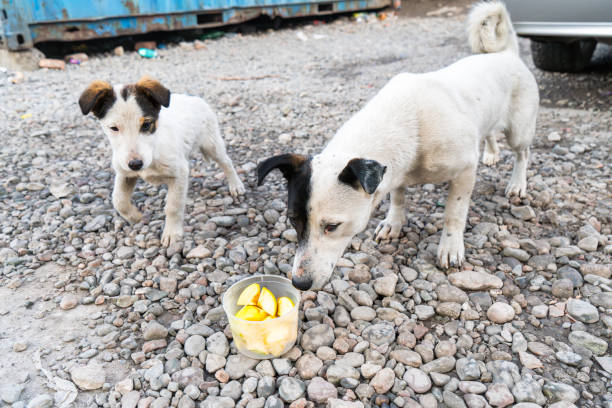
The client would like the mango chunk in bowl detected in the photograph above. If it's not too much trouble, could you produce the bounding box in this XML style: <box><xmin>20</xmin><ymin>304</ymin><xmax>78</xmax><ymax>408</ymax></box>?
<box><xmin>222</xmin><ymin>275</ymin><xmax>300</xmax><ymax>359</ymax></box>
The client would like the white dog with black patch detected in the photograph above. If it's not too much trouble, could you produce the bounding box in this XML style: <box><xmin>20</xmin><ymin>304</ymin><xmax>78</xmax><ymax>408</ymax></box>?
<box><xmin>79</xmin><ymin>76</ymin><xmax>245</xmax><ymax>246</ymax></box>
<box><xmin>258</xmin><ymin>2</ymin><xmax>538</xmax><ymax>290</ymax></box>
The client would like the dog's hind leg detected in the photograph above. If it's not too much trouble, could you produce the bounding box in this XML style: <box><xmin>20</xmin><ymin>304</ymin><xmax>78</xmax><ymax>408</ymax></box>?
<box><xmin>482</xmin><ymin>133</ymin><xmax>501</xmax><ymax>166</ymax></box>
<box><xmin>437</xmin><ymin>165</ymin><xmax>477</xmax><ymax>269</ymax></box>
<box><xmin>200</xmin><ymin>126</ymin><xmax>245</xmax><ymax>197</ymax></box>
<box><xmin>504</xmin><ymin>103</ymin><xmax>536</xmax><ymax>197</ymax></box>
<box><xmin>112</xmin><ymin>175</ymin><xmax>142</xmax><ymax>224</ymax></box>
<box><xmin>375</xmin><ymin>187</ymin><xmax>406</xmax><ymax>241</ymax></box>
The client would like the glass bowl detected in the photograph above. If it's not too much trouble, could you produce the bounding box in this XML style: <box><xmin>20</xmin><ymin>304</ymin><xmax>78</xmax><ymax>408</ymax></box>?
<box><xmin>222</xmin><ymin>275</ymin><xmax>300</xmax><ymax>359</ymax></box>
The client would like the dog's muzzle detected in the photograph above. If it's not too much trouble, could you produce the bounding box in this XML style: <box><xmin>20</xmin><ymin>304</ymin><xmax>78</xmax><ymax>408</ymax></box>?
<box><xmin>128</xmin><ymin>159</ymin><xmax>143</xmax><ymax>171</ymax></box>
<box><xmin>292</xmin><ymin>267</ymin><xmax>312</xmax><ymax>290</ymax></box>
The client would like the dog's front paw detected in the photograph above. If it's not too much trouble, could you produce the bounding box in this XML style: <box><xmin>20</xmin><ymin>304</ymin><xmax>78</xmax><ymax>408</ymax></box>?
<box><xmin>118</xmin><ymin>206</ymin><xmax>143</xmax><ymax>224</ymax></box>
<box><xmin>505</xmin><ymin>179</ymin><xmax>527</xmax><ymax>198</ymax></box>
<box><xmin>482</xmin><ymin>150</ymin><xmax>500</xmax><ymax>166</ymax></box>
<box><xmin>161</xmin><ymin>224</ymin><xmax>184</xmax><ymax>247</ymax></box>
<box><xmin>437</xmin><ymin>234</ymin><xmax>465</xmax><ymax>269</ymax></box>
<box><xmin>374</xmin><ymin>219</ymin><xmax>402</xmax><ymax>242</ymax></box>
<box><xmin>229</xmin><ymin>178</ymin><xmax>246</xmax><ymax>197</ymax></box>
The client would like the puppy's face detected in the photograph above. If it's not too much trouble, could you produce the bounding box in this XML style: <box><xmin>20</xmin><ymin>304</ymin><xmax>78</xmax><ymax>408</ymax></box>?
<box><xmin>79</xmin><ymin>76</ymin><xmax>170</xmax><ymax>174</ymax></box>
<box><xmin>258</xmin><ymin>153</ymin><xmax>386</xmax><ymax>290</ymax></box>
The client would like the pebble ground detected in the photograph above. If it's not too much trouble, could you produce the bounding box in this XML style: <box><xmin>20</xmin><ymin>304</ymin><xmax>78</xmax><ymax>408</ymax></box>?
<box><xmin>0</xmin><ymin>8</ymin><xmax>611</xmax><ymax>408</ymax></box>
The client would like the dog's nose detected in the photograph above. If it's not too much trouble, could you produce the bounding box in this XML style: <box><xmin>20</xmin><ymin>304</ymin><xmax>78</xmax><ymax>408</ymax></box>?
<box><xmin>128</xmin><ymin>159</ymin><xmax>143</xmax><ymax>171</ymax></box>
<box><xmin>292</xmin><ymin>275</ymin><xmax>312</xmax><ymax>291</ymax></box>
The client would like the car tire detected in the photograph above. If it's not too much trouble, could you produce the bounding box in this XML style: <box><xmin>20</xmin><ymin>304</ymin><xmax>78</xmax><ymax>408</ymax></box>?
<box><xmin>530</xmin><ymin>39</ymin><xmax>596</xmax><ymax>72</ymax></box>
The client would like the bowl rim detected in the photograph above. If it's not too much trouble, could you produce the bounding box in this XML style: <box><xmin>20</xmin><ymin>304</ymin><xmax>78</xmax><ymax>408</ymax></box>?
<box><xmin>222</xmin><ymin>274</ymin><xmax>300</xmax><ymax>324</ymax></box>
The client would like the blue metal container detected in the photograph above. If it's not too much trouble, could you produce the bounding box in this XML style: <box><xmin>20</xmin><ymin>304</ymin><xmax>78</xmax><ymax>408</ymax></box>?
<box><xmin>0</xmin><ymin>0</ymin><xmax>390</xmax><ymax>51</ymax></box>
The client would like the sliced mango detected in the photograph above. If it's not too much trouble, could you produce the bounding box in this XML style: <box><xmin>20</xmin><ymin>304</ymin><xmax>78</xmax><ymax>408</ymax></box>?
<box><xmin>265</xmin><ymin>326</ymin><xmax>294</xmax><ymax>356</ymax></box>
<box><xmin>266</xmin><ymin>340</ymin><xmax>286</xmax><ymax>356</ymax></box>
<box><xmin>235</xmin><ymin>305</ymin><xmax>269</xmax><ymax>321</ymax></box>
<box><xmin>245</xmin><ymin>332</ymin><xmax>268</xmax><ymax>354</ymax></box>
<box><xmin>257</xmin><ymin>287</ymin><xmax>277</xmax><ymax>316</ymax></box>
<box><xmin>277</xmin><ymin>296</ymin><xmax>295</xmax><ymax>317</ymax></box>
<box><xmin>237</xmin><ymin>283</ymin><xmax>261</xmax><ymax>306</ymax></box>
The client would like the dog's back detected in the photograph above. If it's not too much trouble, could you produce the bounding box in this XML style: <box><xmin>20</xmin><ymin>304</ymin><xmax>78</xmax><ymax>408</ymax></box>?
<box><xmin>410</xmin><ymin>1</ymin><xmax>537</xmax><ymax>140</ymax></box>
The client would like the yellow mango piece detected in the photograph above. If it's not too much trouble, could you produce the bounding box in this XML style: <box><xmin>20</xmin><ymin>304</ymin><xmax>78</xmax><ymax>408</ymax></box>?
<box><xmin>237</xmin><ymin>283</ymin><xmax>260</xmax><ymax>306</ymax></box>
<box><xmin>232</xmin><ymin>332</ymin><xmax>247</xmax><ymax>349</ymax></box>
<box><xmin>257</xmin><ymin>287</ymin><xmax>277</xmax><ymax>316</ymax></box>
<box><xmin>247</xmin><ymin>336</ymin><xmax>269</xmax><ymax>355</ymax></box>
<box><xmin>277</xmin><ymin>296</ymin><xmax>295</xmax><ymax>316</ymax></box>
<box><xmin>265</xmin><ymin>326</ymin><xmax>294</xmax><ymax>356</ymax></box>
<box><xmin>264</xmin><ymin>316</ymin><xmax>276</xmax><ymax>320</ymax></box>
<box><xmin>266</xmin><ymin>340</ymin><xmax>286</xmax><ymax>356</ymax></box>
<box><xmin>235</xmin><ymin>305</ymin><xmax>268</xmax><ymax>321</ymax></box>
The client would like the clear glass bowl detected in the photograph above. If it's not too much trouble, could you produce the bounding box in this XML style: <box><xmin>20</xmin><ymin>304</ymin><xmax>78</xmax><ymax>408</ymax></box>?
<box><xmin>222</xmin><ymin>275</ymin><xmax>300</xmax><ymax>359</ymax></box>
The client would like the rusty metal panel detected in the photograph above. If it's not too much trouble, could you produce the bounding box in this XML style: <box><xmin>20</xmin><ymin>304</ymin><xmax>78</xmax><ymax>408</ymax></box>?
<box><xmin>1</xmin><ymin>0</ymin><xmax>391</xmax><ymax>50</ymax></box>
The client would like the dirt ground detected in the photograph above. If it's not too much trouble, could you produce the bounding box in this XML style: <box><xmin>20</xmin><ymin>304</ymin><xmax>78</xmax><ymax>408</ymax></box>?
<box><xmin>0</xmin><ymin>1</ymin><xmax>611</xmax><ymax>407</ymax></box>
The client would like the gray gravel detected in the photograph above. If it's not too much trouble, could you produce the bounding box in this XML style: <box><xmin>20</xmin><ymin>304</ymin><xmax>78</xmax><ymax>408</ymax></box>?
<box><xmin>1</xmin><ymin>7</ymin><xmax>611</xmax><ymax>408</ymax></box>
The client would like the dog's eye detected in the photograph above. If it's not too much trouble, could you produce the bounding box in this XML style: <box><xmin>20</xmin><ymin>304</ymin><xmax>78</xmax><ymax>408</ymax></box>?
<box><xmin>324</xmin><ymin>223</ymin><xmax>340</xmax><ymax>234</ymax></box>
<box><xmin>110</xmin><ymin>126</ymin><xmax>119</xmax><ymax>132</ymax></box>
<box><xmin>141</xmin><ymin>121</ymin><xmax>152</xmax><ymax>132</ymax></box>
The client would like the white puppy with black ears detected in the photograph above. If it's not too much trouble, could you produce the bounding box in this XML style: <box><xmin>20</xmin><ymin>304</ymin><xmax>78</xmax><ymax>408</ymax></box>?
<box><xmin>79</xmin><ymin>76</ymin><xmax>245</xmax><ymax>246</ymax></box>
<box><xmin>258</xmin><ymin>1</ymin><xmax>539</xmax><ymax>290</ymax></box>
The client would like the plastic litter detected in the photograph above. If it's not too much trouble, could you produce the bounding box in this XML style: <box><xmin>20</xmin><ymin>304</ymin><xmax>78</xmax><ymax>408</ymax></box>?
<box><xmin>64</xmin><ymin>52</ymin><xmax>88</xmax><ymax>63</ymax></box>
<box><xmin>201</xmin><ymin>31</ymin><xmax>225</xmax><ymax>40</ymax></box>
<box><xmin>138</xmin><ymin>48</ymin><xmax>157</xmax><ymax>58</ymax></box>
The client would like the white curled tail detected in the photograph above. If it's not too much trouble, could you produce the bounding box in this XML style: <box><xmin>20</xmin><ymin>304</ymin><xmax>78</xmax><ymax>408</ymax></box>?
<box><xmin>468</xmin><ymin>1</ymin><xmax>518</xmax><ymax>54</ymax></box>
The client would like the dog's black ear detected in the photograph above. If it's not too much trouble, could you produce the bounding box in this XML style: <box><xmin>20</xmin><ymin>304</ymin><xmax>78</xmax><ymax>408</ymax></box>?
<box><xmin>338</xmin><ymin>158</ymin><xmax>387</xmax><ymax>194</ymax></box>
<box><xmin>79</xmin><ymin>80</ymin><xmax>116</xmax><ymax>118</ymax></box>
<box><xmin>257</xmin><ymin>154</ymin><xmax>308</xmax><ymax>186</ymax></box>
<box><xmin>136</xmin><ymin>76</ymin><xmax>171</xmax><ymax>108</ymax></box>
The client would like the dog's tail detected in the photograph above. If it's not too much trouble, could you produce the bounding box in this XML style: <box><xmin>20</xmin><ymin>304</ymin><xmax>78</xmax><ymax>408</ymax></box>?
<box><xmin>467</xmin><ymin>1</ymin><xmax>518</xmax><ymax>54</ymax></box>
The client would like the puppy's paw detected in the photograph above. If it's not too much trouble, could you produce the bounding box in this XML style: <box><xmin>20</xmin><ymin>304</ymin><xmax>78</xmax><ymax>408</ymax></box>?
<box><xmin>482</xmin><ymin>150</ymin><xmax>500</xmax><ymax>166</ymax></box>
<box><xmin>437</xmin><ymin>234</ymin><xmax>465</xmax><ymax>269</ymax></box>
<box><xmin>161</xmin><ymin>225</ymin><xmax>184</xmax><ymax>247</ymax></box>
<box><xmin>374</xmin><ymin>219</ymin><xmax>402</xmax><ymax>242</ymax></box>
<box><xmin>505</xmin><ymin>180</ymin><xmax>527</xmax><ymax>198</ymax></box>
<box><xmin>119</xmin><ymin>206</ymin><xmax>143</xmax><ymax>224</ymax></box>
<box><xmin>229</xmin><ymin>178</ymin><xmax>246</xmax><ymax>197</ymax></box>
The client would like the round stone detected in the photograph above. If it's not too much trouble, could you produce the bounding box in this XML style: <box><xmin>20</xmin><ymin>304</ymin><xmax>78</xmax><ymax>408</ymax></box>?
<box><xmin>296</xmin><ymin>354</ymin><xmax>323</xmax><ymax>379</ymax></box>
<box><xmin>435</xmin><ymin>340</ymin><xmax>457</xmax><ymax>358</ymax></box>
<box><xmin>143</xmin><ymin>321</ymin><xmax>168</xmax><ymax>341</ymax></box>
<box><xmin>184</xmin><ymin>335</ymin><xmax>206</xmax><ymax>356</ymax></box>
<box><xmin>206</xmin><ymin>332</ymin><xmax>230</xmax><ymax>357</ymax></box>
<box><xmin>70</xmin><ymin>365</ymin><xmax>105</xmax><ymax>390</ymax></box>
<box><xmin>301</xmin><ymin>324</ymin><xmax>334</xmax><ymax>351</ymax></box>
<box><xmin>278</xmin><ymin>377</ymin><xmax>305</xmax><ymax>402</ymax></box>
<box><xmin>370</xmin><ymin>367</ymin><xmax>395</xmax><ymax>394</ymax></box>
<box><xmin>487</xmin><ymin>302</ymin><xmax>515</xmax><ymax>323</ymax></box>
<box><xmin>350</xmin><ymin>306</ymin><xmax>376</xmax><ymax>321</ymax></box>
<box><xmin>60</xmin><ymin>294</ymin><xmax>78</xmax><ymax>310</ymax></box>
<box><xmin>486</xmin><ymin>383</ymin><xmax>515</xmax><ymax>407</ymax></box>
<box><xmin>362</xmin><ymin>323</ymin><xmax>396</xmax><ymax>345</ymax></box>
<box><xmin>403</xmin><ymin>368</ymin><xmax>431</xmax><ymax>393</ymax></box>
<box><xmin>307</xmin><ymin>377</ymin><xmax>337</xmax><ymax>404</ymax></box>
<box><xmin>566</xmin><ymin>299</ymin><xmax>599</xmax><ymax>323</ymax></box>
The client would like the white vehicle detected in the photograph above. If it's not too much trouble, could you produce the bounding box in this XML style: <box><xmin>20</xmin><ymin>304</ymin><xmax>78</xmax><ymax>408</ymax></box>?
<box><xmin>505</xmin><ymin>0</ymin><xmax>612</xmax><ymax>71</ymax></box>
